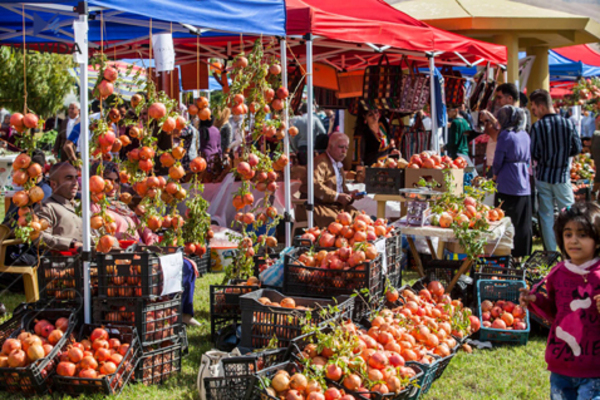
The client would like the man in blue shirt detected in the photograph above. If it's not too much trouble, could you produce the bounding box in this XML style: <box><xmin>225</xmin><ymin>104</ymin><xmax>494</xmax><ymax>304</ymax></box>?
<box><xmin>530</xmin><ymin>89</ymin><xmax>582</xmax><ymax>251</ymax></box>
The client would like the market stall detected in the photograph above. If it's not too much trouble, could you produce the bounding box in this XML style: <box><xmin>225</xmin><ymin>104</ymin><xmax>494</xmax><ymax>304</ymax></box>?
<box><xmin>0</xmin><ymin>0</ymin><xmax>288</xmax><ymax>396</ymax></box>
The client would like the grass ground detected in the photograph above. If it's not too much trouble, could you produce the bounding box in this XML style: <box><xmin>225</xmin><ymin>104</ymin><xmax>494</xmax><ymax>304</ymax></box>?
<box><xmin>0</xmin><ymin>234</ymin><xmax>550</xmax><ymax>399</ymax></box>
<box><xmin>0</xmin><ymin>270</ymin><xmax>551</xmax><ymax>400</ymax></box>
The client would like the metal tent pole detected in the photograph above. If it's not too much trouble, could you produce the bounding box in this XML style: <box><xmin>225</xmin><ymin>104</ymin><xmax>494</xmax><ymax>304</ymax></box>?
<box><xmin>428</xmin><ymin>55</ymin><xmax>439</xmax><ymax>153</ymax></box>
<box><xmin>305</xmin><ymin>35</ymin><xmax>314</xmax><ymax>228</ymax></box>
<box><xmin>280</xmin><ymin>39</ymin><xmax>292</xmax><ymax>246</ymax></box>
<box><xmin>76</xmin><ymin>3</ymin><xmax>91</xmax><ymax>324</ymax></box>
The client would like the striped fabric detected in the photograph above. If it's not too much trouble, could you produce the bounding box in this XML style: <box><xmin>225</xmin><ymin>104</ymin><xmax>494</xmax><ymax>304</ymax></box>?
<box><xmin>531</xmin><ymin>113</ymin><xmax>582</xmax><ymax>184</ymax></box>
<box><xmin>71</xmin><ymin>61</ymin><xmax>148</xmax><ymax>100</ymax></box>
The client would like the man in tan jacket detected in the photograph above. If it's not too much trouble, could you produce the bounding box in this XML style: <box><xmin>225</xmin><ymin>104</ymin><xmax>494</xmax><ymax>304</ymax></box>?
<box><xmin>313</xmin><ymin>132</ymin><xmax>363</xmax><ymax>227</ymax></box>
<box><xmin>37</xmin><ymin>163</ymin><xmax>83</xmax><ymax>251</ymax></box>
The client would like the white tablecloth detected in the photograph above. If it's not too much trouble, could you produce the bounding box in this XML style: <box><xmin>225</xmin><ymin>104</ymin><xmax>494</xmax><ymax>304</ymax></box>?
<box><xmin>347</xmin><ymin>183</ymin><xmax>402</xmax><ymax>219</ymax></box>
<box><xmin>178</xmin><ymin>173</ymin><xmax>301</xmax><ymax>228</ymax></box>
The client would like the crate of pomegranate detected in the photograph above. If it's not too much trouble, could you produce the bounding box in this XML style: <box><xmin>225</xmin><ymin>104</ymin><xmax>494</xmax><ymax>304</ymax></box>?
<box><xmin>53</xmin><ymin>324</ymin><xmax>140</xmax><ymax>396</ymax></box>
<box><xmin>0</xmin><ymin>306</ymin><xmax>77</xmax><ymax>396</ymax></box>
<box><xmin>93</xmin><ymin>293</ymin><xmax>182</xmax><ymax>347</ymax></box>
<box><xmin>239</xmin><ymin>289</ymin><xmax>354</xmax><ymax>349</ymax></box>
<box><xmin>134</xmin><ymin>330</ymin><xmax>185</xmax><ymax>386</ymax></box>
<box><xmin>203</xmin><ymin>347</ymin><xmax>287</xmax><ymax>400</ymax></box>
<box><xmin>381</xmin><ymin>233</ymin><xmax>402</xmax><ymax>291</ymax></box>
<box><xmin>210</xmin><ymin>277</ymin><xmax>261</xmax><ymax>342</ymax></box>
<box><xmin>96</xmin><ymin>246</ymin><xmax>184</xmax><ymax>300</ymax></box>
<box><xmin>272</xmin><ymin>322</ymin><xmax>424</xmax><ymax>400</ymax></box>
<box><xmin>283</xmin><ymin>245</ymin><xmax>382</xmax><ymax>321</ymax></box>
<box><xmin>477</xmin><ymin>279</ymin><xmax>530</xmax><ymax>345</ymax></box>
<box><xmin>365</xmin><ymin>165</ymin><xmax>406</xmax><ymax>195</ymax></box>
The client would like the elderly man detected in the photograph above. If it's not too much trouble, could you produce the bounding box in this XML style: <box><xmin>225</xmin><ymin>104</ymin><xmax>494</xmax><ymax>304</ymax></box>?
<box><xmin>37</xmin><ymin>162</ymin><xmax>83</xmax><ymax>251</ymax></box>
<box><xmin>54</xmin><ymin>102</ymin><xmax>80</xmax><ymax>162</ymax></box>
<box><xmin>313</xmin><ymin>132</ymin><xmax>363</xmax><ymax>227</ymax></box>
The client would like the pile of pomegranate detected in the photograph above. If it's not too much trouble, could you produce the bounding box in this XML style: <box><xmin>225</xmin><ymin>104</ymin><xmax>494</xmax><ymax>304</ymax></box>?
<box><xmin>480</xmin><ymin>300</ymin><xmax>528</xmax><ymax>331</ymax></box>
<box><xmin>430</xmin><ymin>195</ymin><xmax>505</xmax><ymax>229</ymax></box>
<box><xmin>55</xmin><ymin>327</ymin><xmax>132</xmax><ymax>380</ymax></box>
<box><xmin>0</xmin><ymin>317</ymin><xmax>69</xmax><ymax>369</ymax></box>
<box><xmin>11</xmin><ymin>151</ymin><xmax>47</xmax><ymax>242</ymax></box>
<box><xmin>292</xmin><ymin>243</ymin><xmax>379</xmax><ymax>272</ymax></box>
<box><xmin>280</xmin><ymin>322</ymin><xmax>420</xmax><ymax>399</ymax></box>
<box><xmin>370</xmin><ymin>152</ymin><xmax>466</xmax><ymax>170</ymax></box>
<box><xmin>299</xmin><ymin>212</ymin><xmax>395</xmax><ymax>248</ymax></box>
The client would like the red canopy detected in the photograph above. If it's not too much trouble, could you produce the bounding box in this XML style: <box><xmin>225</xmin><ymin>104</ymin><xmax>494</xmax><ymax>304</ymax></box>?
<box><xmin>554</xmin><ymin>44</ymin><xmax>600</xmax><ymax>67</ymax></box>
<box><xmin>285</xmin><ymin>0</ymin><xmax>507</xmax><ymax>65</ymax></box>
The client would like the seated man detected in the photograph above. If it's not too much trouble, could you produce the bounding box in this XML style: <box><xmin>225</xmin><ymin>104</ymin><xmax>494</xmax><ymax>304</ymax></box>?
<box><xmin>37</xmin><ymin>162</ymin><xmax>83</xmax><ymax>251</ymax></box>
<box><xmin>313</xmin><ymin>132</ymin><xmax>363</xmax><ymax>227</ymax></box>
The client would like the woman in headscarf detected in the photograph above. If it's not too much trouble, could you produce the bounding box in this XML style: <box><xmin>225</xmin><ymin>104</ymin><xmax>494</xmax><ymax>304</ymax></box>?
<box><xmin>355</xmin><ymin>108</ymin><xmax>399</xmax><ymax>166</ymax></box>
<box><xmin>492</xmin><ymin>105</ymin><xmax>532</xmax><ymax>259</ymax></box>
<box><xmin>89</xmin><ymin>161</ymin><xmax>158</xmax><ymax>245</ymax></box>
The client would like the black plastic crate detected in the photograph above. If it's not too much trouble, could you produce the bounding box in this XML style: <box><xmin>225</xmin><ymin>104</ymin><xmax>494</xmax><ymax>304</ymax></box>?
<box><xmin>245</xmin><ymin>360</ymin><xmax>304</xmax><ymax>400</ymax></box>
<box><xmin>209</xmin><ymin>280</ymin><xmax>261</xmax><ymax>342</ymax></box>
<box><xmin>239</xmin><ymin>289</ymin><xmax>354</xmax><ymax>349</ymax></box>
<box><xmin>134</xmin><ymin>333</ymin><xmax>183</xmax><ymax>386</ymax></box>
<box><xmin>523</xmin><ymin>250</ymin><xmax>561</xmax><ymax>271</ymax></box>
<box><xmin>418</xmin><ymin>259</ymin><xmax>473</xmax><ymax>305</ymax></box>
<box><xmin>407</xmin><ymin>359</ymin><xmax>439</xmax><ymax>399</ymax></box>
<box><xmin>382</xmin><ymin>234</ymin><xmax>402</xmax><ymax>291</ymax></box>
<box><xmin>0</xmin><ymin>308</ymin><xmax>77</xmax><ymax>396</ymax></box>
<box><xmin>205</xmin><ymin>374</ymin><xmax>252</xmax><ymax>400</ymax></box>
<box><xmin>204</xmin><ymin>348</ymin><xmax>288</xmax><ymax>400</ymax></box>
<box><xmin>253</xmin><ymin>244</ymin><xmax>285</xmax><ymax>278</ymax></box>
<box><xmin>365</xmin><ymin>167</ymin><xmax>405</xmax><ymax>195</ymax></box>
<box><xmin>283</xmin><ymin>247</ymin><xmax>382</xmax><ymax>299</ymax></box>
<box><xmin>431</xmin><ymin>342</ymin><xmax>460</xmax><ymax>382</ymax></box>
<box><xmin>38</xmin><ymin>255</ymin><xmax>99</xmax><ymax>300</ymax></box>
<box><xmin>96</xmin><ymin>249</ymin><xmax>183</xmax><ymax>300</ymax></box>
<box><xmin>92</xmin><ymin>294</ymin><xmax>182</xmax><ymax>347</ymax></box>
<box><xmin>328</xmin><ymin>364</ymin><xmax>422</xmax><ymax>400</ymax></box>
<box><xmin>53</xmin><ymin>324</ymin><xmax>140</xmax><ymax>396</ymax></box>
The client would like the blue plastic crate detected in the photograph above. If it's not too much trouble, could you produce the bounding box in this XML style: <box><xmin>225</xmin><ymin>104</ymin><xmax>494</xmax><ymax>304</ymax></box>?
<box><xmin>476</xmin><ymin>279</ymin><xmax>530</xmax><ymax>345</ymax></box>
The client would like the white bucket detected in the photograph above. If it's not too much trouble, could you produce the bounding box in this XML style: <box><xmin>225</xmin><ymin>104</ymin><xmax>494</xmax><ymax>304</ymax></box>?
<box><xmin>210</xmin><ymin>247</ymin><xmax>238</xmax><ymax>272</ymax></box>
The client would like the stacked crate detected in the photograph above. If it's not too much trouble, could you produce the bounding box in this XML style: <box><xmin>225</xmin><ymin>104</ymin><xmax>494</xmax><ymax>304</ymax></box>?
<box><xmin>92</xmin><ymin>248</ymin><xmax>185</xmax><ymax>385</ymax></box>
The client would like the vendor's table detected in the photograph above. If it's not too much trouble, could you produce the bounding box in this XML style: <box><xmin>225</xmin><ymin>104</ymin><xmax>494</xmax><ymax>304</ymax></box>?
<box><xmin>398</xmin><ymin>217</ymin><xmax>511</xmax><ymax>292</ymax></box>
<box><xmin>346</xmin><ymin>183</ymin><xmax>402</xmax><ymax>219</ymax></box>
<box><xmin>373</xmin><ymin>194</ymin><xmax>407</xmax><ymax>219</ymax></box>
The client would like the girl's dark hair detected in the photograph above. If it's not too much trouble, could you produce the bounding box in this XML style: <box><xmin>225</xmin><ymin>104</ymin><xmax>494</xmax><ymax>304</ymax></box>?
<box><xmin>555</xmin><ymin>202</ymin><xmax>600</xmax><ymax>257</ymax></box>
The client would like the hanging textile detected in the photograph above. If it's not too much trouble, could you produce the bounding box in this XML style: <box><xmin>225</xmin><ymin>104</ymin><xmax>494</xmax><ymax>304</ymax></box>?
<box><xmin>441</xmin><ymin>66</ymin><xmax>466</xmax><ymax>108</ymax></box>
<box><xmin>400</xmin><ymin>114</ymin><xmax>431</xmax><ymax>158</ymax></box>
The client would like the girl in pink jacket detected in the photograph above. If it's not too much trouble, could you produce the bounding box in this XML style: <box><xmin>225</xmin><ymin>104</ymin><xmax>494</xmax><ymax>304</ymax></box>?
<box><xmin>521</xmin><ymin>202</ymin><xmax>600</xmax><ymax>400</ymax></box>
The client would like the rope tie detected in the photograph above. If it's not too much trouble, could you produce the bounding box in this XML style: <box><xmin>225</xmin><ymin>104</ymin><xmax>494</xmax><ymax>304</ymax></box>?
<box><xmin>22</xmin><ymin>5</ymin><xmax>27</xmax><ymax>114</ymax></box>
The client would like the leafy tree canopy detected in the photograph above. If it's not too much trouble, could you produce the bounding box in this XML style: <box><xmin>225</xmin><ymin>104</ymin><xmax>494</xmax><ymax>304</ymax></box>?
<box><xmin>0</xmin><ymin>47</ymin><xmax>77</xmax><ymax>118</ymax></box>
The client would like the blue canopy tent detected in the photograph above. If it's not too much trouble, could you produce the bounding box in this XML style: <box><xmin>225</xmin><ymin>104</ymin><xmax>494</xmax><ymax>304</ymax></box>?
<box><xmin>0</xmin><ymin>0</ymin><xmax>286</xmax><ymax>323</ymax></box>
<box><xmin>435</xmin><ymin>50</ymin><xmax>600</xmax><ymax>80</ymax></box>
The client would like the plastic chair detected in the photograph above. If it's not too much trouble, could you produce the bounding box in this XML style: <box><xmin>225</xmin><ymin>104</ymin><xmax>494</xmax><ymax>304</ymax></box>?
<box><xmin>0</xmin><ymin>224</ymin><xmax>39</xmax><ymax>302</ymax></box>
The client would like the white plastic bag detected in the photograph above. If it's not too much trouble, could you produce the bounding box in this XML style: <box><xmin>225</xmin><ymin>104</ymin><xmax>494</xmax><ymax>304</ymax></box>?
<box><xmin>197</xmin><ymin>348</ymin><xmax>242</xmax><ymax>400</ymax></box>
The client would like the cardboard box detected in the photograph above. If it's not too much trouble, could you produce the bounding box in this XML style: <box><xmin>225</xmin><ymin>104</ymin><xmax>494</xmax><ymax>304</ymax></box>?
<box><xmin>404</xmin><ymin>168</ymin><xmax>464</xmax><ymax>195</ymax></box>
